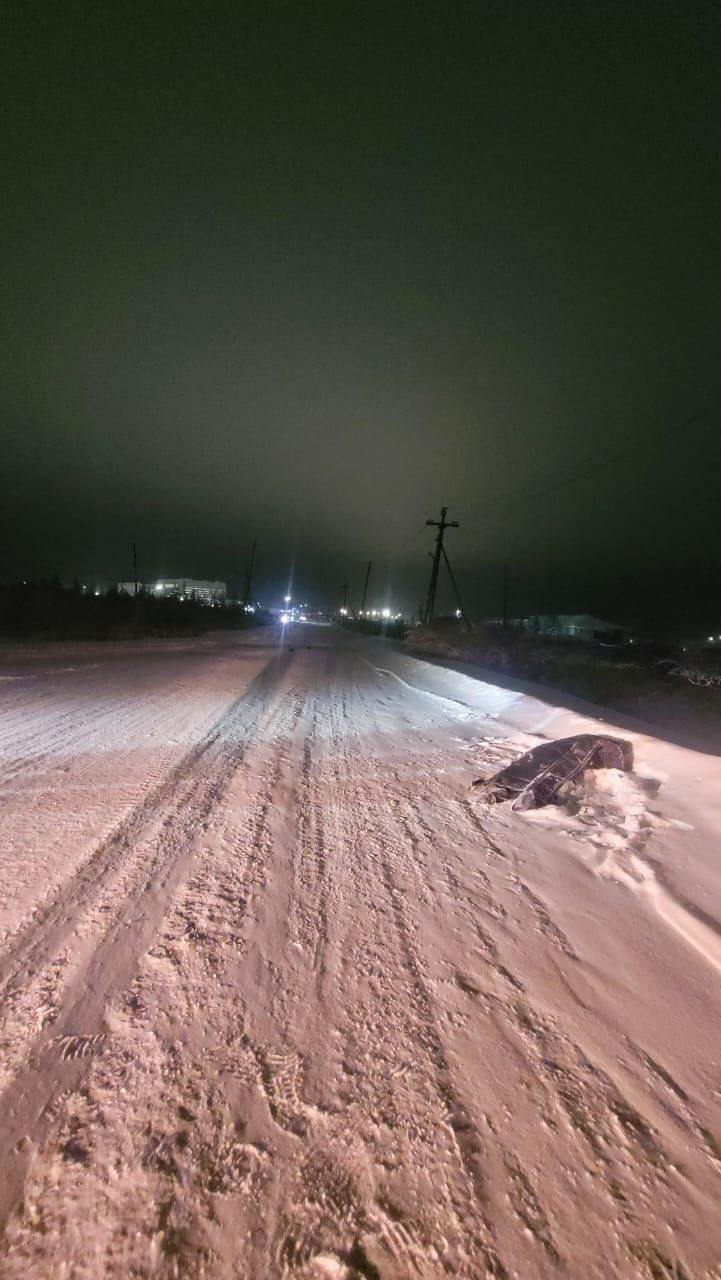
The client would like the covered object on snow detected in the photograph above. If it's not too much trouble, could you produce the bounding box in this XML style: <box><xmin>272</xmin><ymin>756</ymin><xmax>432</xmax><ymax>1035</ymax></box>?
<box><xmin>471</xmin><ymin>734</ymin><xmax>634</xmax><ymax>810</ymax></box>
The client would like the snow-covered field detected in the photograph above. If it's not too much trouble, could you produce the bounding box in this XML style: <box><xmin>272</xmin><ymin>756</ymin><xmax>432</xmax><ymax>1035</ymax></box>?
<box><xmin>1</xmin><ymin>624</ymin><xmax>721</xmax><ymax>1278</ymax></box>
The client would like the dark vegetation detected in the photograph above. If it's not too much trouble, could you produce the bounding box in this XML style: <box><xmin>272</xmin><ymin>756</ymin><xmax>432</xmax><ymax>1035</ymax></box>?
<box><xmin>406</xmin><ymin>621</ymin><xmax>721</xmax><ymax>754</ymax></box>
<box><xmin>341</xmin><ymin>617</ymin><xmax>407</xmax><ymax>639</ymax></box>
<box><xmin>0</xmin><ymin>580</ymin><xmax>271</xmax><ymax>641</ymax></box>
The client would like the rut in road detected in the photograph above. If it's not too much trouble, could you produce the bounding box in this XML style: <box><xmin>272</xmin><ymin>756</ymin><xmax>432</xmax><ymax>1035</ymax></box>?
<box><xmin>2</xmin><ymin>656</ymin><xmax>505</xmax><ymax>1278</ymax></box>
<box><xmin>247</xmin><ymin>657</ymin><xmax>512</xmax><ymax>1277</ymax></box>
<box><xmin>0</xmin><ymin>656</ymin><xmax>289</xmax><ymax>993</ymax></box>
<box><xmin>0</xmin><ymin>654</ymin><xmax>292</xmax><ymax>1230</ymax></box>
<box><xmin>1</xmin><ymin>671</ymin><xmax>313</xmax><ymax>1274</ymax></box>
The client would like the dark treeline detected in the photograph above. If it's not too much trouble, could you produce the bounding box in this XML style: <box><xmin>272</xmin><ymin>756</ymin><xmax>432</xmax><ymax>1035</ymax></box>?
<box><xmin>0</xmin><ymin>581</ymin><xmax>272</xmax><ymax>641</ymax></box>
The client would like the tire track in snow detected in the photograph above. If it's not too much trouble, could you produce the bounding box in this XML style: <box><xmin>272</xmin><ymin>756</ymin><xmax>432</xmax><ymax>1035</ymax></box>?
<box><xmin>0</xmin><ymin>653</ymin><xmax>292</xmax><ymax>1231</ymax></box>
<box><xmin>370</xmin><ymin>826</ymin><xmax>508</xmax><ymax>1275</ymax></box>
<box><xmin>309</xmin><ymin>669</ymin><xmax>510</xmax><ymax>1277</ymax></box>
<box><xmin>292</xmin><ymin>701</ymin><xmax>332</xmax><ymax>997</ymax></box>
<box><xmin>0</xmin><ymin>656</ymin><xmax>288</xmax><ymax>998</ymax></box>
<box><xmin>330</xmin><ymin>662</ymin><xmax>697</xmax><ymax>1274</ymax></box>
<box><xmin>1</xmin><ymin>695</ymin><xmax>295</xmax><ymax>1276</ymax></box>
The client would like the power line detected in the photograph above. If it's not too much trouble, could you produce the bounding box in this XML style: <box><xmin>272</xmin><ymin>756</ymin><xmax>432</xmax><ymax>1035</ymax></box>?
<box><xmin>470</xmin><ymin>401</ymin><xmax>718</xmax><ymax>523</ymax></box>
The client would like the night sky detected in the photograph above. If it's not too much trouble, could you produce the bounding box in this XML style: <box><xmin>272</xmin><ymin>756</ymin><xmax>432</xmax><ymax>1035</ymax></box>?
<box><xmin>3</xmin><ymin>1</ymin><xmax>720</xmax><ymax>633</ymax></box>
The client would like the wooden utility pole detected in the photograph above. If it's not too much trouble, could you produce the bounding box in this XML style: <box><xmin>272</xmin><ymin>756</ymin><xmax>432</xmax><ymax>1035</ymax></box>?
<box><xmin>424</xmin><ymin>506</ymin><xmax>459</xmax><ymax>624</ymax></box>
<box><xmin>441</xmin><ymin>544</ymin><xmax>472</xmax><ymax>630</ymax></box>
<box><xmin>502</xmin><ymin>560</ymin><xmax>509</xmax><ymax>630</ymax></box>
<box><xmin>341</xmin><ymin>582</ymin><xmax>349</xmax><ymax>615</ymax></box>
<box><xmin>242</xmin><ymin>537</ymin><xmax>257</xmax><ymax>608</ymax></box>
<box><xmin>360</xmin><ymin>561</ymin><xmax>372</xmax><ymax>615</ymax></box>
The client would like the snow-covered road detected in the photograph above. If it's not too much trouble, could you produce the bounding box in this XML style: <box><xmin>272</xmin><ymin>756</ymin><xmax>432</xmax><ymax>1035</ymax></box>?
<box><xmin>1</xmin><ymin>624</ymin><xmax>721</xmax><ymax>1278</ymax></box>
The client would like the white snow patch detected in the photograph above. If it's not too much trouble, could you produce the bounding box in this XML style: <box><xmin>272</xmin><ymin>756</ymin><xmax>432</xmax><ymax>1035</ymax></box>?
<box><xmin>519</xmin><ymin>765</ymin><xmax>721</xmax><ymax>976</ymax></box>
<box><xmin>369</xmin><ymin>664</ymin><xmax>478</xmax><ymax>718</ymax></box>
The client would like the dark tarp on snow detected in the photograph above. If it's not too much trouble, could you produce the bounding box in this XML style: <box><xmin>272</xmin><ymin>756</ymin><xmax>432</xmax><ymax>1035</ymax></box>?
<box><xmin>471</xmin><ymin>734</ymin><xmax>633</xmax><ymax>811</ymax></box>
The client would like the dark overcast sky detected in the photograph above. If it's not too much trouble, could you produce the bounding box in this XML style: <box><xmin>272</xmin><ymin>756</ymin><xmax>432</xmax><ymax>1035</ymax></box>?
<box><xmin>2</xmin><ymin>0</ymin><xmax>720</xmax><ymax>630</ymax></box>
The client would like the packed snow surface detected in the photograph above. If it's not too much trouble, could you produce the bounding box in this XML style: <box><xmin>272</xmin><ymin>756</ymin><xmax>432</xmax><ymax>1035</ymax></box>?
<box><xmin>1</xmin><ymin>625</ymin><xmax>721</xmax><ymax>1278</ymax></box>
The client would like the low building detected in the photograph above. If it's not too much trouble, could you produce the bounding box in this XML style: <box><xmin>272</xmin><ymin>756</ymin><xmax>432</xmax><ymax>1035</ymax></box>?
<box><xmin>117</xmin><ymin>578</ymin><xmax>226</xmax><ymax>605</ymax></box>
<box><xmin>518</xmin><ymin>613</ymin><xmax>629</xmax><ymax>644</ymax></box>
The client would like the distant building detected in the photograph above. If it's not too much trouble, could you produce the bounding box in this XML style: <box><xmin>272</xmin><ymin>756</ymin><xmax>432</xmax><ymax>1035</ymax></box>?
<box><xmin>517</xmin><ymin>614</ymin><xmax>629</xmax><ymax>644</ymax></box>
<box><xmin>117</xmin><ymin>578</ymin><xmax>226</xmax><ymax>605</ymax></box>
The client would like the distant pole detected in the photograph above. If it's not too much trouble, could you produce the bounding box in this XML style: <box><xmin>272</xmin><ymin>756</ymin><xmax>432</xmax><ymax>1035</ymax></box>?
<box><xmin>243</xmin><ymin>537</ymin><xmax>257</xmax><ymax>608</ymax></box>
<box><xmin>360</xmin><ymin>561</ymin><xmax>372</xmax><ymax>615</ymax></box>
<box><xmin>441</xmin><ymin>544</ymin><xmax>472</xmax><ymax>630</ymax></box>
<box><xmin>424</xmin><ymin>506</ymin><xmax>459</xmax><ymax>624</ymax></box>
<box><xmin>502</xmin><ymin>560</ymin><xmax>509</xmax><ymax>630</ymax></box>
